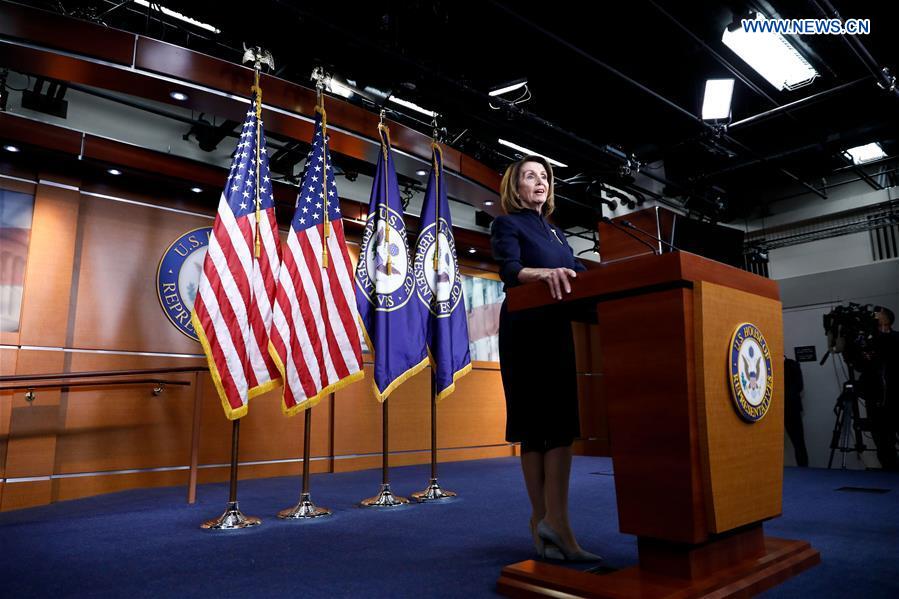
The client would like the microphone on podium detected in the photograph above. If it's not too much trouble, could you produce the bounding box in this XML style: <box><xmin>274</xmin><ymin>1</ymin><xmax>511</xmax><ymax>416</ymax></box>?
<box><xmin>619</xmin><ymin>219</ymin><xmax>680</xmax><ymax>253</ymax></box>
<box><xmin>599</xmin><ymin>215</ymin><xmax>661</xmax><ymax>255</ymax></box>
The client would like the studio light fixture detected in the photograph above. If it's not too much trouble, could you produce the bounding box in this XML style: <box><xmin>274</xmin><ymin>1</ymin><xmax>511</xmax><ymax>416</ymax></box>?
<box><xmin>190</xmin><ymin>186</ymin><xmax>203</xmax><ymax>193</ymax></box>
<box><xmin>107</xmin><ymin>168</ymin><xmax>122</xmax><ymax>176</ymax></box>
<box><xmin>326</xmin><ymin>78</ymin><xmax>354</xmax><ymax>99</ymax></box>
<box><xmin>415</xmin><ymin>169</ymin><xmax>428</xmax><ymax>176</ymax></box>
<box><xmin>843</xmin><ymin>142</ymin><xmax>887</xmax><ymax>165</ymax></box>
<box><xmin>388</xmin><ymin>95</ymin><xmax>438</xmax><ymax>118</ymax></box>
<box><xmin>722</xmin><ymin>12</ymin><xmax>818</xmax><ymax>91</ymax></box>
<box><xmin>489</xmin><ymin>78</ymin><xmax>528</xmax><ymax>97</ymax></box>
<box><xmin>497</xmin><ymin>138</ymin><xmax>567</xmax><ymax>168</ymax></box>
<box><xmin>169</xmin><ymin>91</ymin><xmax>189</xmax><ymax>101</ymax></box>
<box><xmin>484</xmin><ymin>200</ymin><xmax>494</xmax><ymax>206</ymax></box>
<box><xmin>3</xmin><ymin>144</ymin><xmax>20</xmax><ymax>152</ymax></box>
<box><xmin>133</xmin><ymin>1</ymin><xmax>221</xmax><ymax>34</ymax></box>
<box><xmin>467</xmin><ymin>248</ymin><xmax>477</xmax><ymax>254</ymax></box>
<box><xmin>21</xmin><ymin>77</ymin><xmax>68</xmax><ymax>118</ymax></box>
<box><xmin>362</xmin><ymin>86</ymin><xmax>390</xmax><ymax>101</ymax></box>
<box><xmin>701</xmin><ymin>78</ymin><xmax>735</xmax><ymax>121</ymax></box>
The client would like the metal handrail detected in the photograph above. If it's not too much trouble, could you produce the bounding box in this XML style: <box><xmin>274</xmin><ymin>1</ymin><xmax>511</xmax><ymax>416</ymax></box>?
<box><xmin>0</xmin><ymin>379</ymin><xmax>190</xmax><ymax>392</ymax></box>
<box><xmin>0</xmin><ymin>366</ymin><xmax>209</xmax><ymax>384</ymax></box>
<box><xmin>0</xmin><ymin>366</ymin><xmax>210</xmax><ymax>505</ymax></box>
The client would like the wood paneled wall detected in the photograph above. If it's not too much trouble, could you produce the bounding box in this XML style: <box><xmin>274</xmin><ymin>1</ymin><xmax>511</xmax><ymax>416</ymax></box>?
<box><xmin>0</xmin><ymin>172</ymin><xmax>604</xmax><ymax>511</ymax></box>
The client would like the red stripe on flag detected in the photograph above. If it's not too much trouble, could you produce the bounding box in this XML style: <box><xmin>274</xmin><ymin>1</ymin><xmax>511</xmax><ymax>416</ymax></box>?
<box><xmin>201</xmin><ymin>250</ymin><xmax>256</xmax><ymax>390</ymax></box>
<box><xmin>331</xmin><ymin>222</ymin><xmax>363</xmax><ymax>360</ymax></box>
<box><xmin>279</xmin><ymin>244</ymin><xmax>324</xmax><ymax>399</ymax></box>
<box><xmin>298</xmin><ymin>228</ymin><xmax>349</xmax><ymax>384</ymax></box>
<box><xmin>321</xmin><ymin>231</ymin><xmax>355</xmax><ymax>379</ymax></box>
<box><xmin>194</xmin><ymin>300</ymin><xmax>245</xmax><ymax>410</ymax></box>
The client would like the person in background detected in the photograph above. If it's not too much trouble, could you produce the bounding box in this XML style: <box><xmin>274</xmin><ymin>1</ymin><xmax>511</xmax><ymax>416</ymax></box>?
<box><xmin>784</xmin><ymin>357</ymin><xmax>809</xmax><ymax>467</ymax></box>
<box><xmin>490</xmin><ymin>155</ymin><xmax>600</xmax><ymax>562</ymax></box>
<box><xmin>862</xmin><ymin>307</ymin><xmax>899</xmax><ymax>471</ymax></box>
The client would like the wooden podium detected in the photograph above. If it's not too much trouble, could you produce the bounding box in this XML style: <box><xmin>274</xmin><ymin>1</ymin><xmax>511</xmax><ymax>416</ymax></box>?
<box><xmin>497</xmin><ymin>251</ymin><xmax>820</xmax><ymax>598</ymax></box>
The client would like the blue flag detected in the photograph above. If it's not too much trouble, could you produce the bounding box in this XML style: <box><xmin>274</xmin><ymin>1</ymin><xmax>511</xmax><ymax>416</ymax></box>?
<box><xmin>413</xmin><ymin>144</ymin><xmax>472</xmax><ymax>400</ymax></box>
<box><xmin>354</xmin><ymin>125</ymin><xmax>429</xmax><ymax>401</ymax></box>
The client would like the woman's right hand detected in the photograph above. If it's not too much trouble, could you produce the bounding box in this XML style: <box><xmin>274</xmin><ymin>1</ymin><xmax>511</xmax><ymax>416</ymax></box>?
<box><xmin>518</xmin><ymin>267</ymin><xmax>577</xmax><ymax>301</ymax></box>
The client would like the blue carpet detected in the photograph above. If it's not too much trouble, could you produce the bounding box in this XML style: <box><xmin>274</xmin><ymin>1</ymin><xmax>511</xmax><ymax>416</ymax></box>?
<box><xmin>0</xmin><ymin>457</ymin><xmax>896</xmax><ymax>598</ymax></box>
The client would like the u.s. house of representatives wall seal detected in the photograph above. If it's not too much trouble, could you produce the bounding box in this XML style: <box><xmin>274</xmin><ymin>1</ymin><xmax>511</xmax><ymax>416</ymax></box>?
<box><xmin>413</xmin><ymin>219</ymin><xmax>463</xmax><ymax>317</ymax></box>
<box><xmin>356</xmin><ymin>205</ymin><xmax>415</xmax><ymax>311</ymax></box>
<box><xmin>729</xmin><ymin>322</ymin><xmax>773</xmax><ymax>422</ymax></box>
<box><xmin>156</xmin><ymin>227</ymin><xmax>212</xmax><ymax>341</ymax></box>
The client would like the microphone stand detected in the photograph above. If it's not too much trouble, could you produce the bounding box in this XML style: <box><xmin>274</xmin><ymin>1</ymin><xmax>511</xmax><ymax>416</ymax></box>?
<box><xmin>619</xmin><ymin>219</ymin><xmax>680</xmax><ymax>252</ymax></box>
<box><xmin>599</xmin><ymin>216</ymin><xmax>661</xmax><ymax>255</ymax></box>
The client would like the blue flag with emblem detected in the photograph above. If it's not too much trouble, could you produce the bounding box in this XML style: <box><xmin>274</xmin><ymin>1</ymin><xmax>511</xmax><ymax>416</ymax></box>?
<box><xmin>354</xmin><ymin>124</ymin><xmax>429</xmax><ymax>401</ymax></box>
<box><xmin>413</xmin><ymin>144</ymin><xmax>472</xmax><ymax>400</ymax></box>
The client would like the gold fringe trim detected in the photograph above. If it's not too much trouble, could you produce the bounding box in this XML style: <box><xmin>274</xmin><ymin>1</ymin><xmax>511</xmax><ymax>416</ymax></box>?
<box><xmin>268</xmin><ymin>339</ymin><xmax>365</xmax><ymax>416</ymax></box>
<box><xmin>435</xmin><ymin>361</ymin><xmax>472</xmax><ymax>403</ymax></box>
<box><xmin>283</xmin><ymin>370</ymin><xmax>365</xmax><ymax>417</ymax></box>
<box><xmin>192</xmin><ymin>311</ymin><xmax>242</xmax><ymax>420</ymax></box>
<box><xmin>359</xmin><ymin>315</ymin><xmax>429</xmax><ymax>403</ymax></box>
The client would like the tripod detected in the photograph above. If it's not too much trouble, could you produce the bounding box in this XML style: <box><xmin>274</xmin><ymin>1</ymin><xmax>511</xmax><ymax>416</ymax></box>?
<box><xmin>827</xmin><ymin>369</ymin><xmax>868</xmax><ymax>469</ymax></box>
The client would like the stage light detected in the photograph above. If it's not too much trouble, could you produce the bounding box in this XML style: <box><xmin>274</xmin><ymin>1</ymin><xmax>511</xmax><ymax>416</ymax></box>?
<box><xmin>362</xmin><ymin>86</ymin><xmax>390</xmax><ymax>101</ymax></box>
<box><xmin>184</xmin><ymin>116</ymin><xmax>240</xmax><ymax>153</ymax></box>
<box><xmin>489</xmin><ymin>78</ymin><xmax>527</xmax><ymax>97</ymax></box>
<box><xmin>388</xmin><ymin>95</ymin><xmax>438</xmax><ymax>118</ymax></box>
<box><xmin>467</xmin><ymin>248</ymin><xmax>476</xmax><ymax>254</ymax></box>
<box><xmin>133</xmin><ymin>1</ymin><xmax>220</xmax><ymax>34</ymax></box>
<box><xmin>484</xmin><ymin>200</ymin><xmax>494</xmax><ymax>206</ymax></box>
<box><xmin>107</xmin><ymin>168</ymin><xmax>122</xmax><ymax>175</ymax></box>
<box><xmin>190</xmin><ymin>187</ymin><xmax>203</xmax><ymax>193</ymax></box>
<box><xmin>415</xmin><ymin>169</ymin><xmax>427</xmax><ymax>176</ymax></box>
<box><xmin>701</xmin><ymin>79</ymin><xmax>735</xmax><ymax>121</ymax></box>
<box><xmin>843</xmin><ymin>142</ymin><xmax>887</xmax><ymax>165</ymax></box>
<box><xmin>327</xmin><ymin>78</ymin><xmax>354</xmax><ymax>99</ymax></box>
<box><xmin>497</xmin><ymin>138</ymin><xmax>567</xmax><ymax>168</ymax></box>
<box><xmin>21</xmin><ymin>77</ymin><xmax>68</xmax><ymax>118</ymax></box>
<box><xmin>722</xmin><ymin>12</ymin><xmax>818</xmax><ymax>91</ymax></box>
<box><xmin>3</xmin><ymin>144</ymin><xmax>20</xmax><ymax>152</ymax></box>
<box><xmin>170</xmin><ymin>91</ymin><xmax>189</xmax><ymax>101</ymax></box>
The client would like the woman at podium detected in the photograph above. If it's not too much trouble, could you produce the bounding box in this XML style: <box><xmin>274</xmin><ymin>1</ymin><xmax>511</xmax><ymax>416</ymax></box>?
<box><xmin>490</xmin><ymin>155</ymin><xmax>600</xmax><ymax>562</ymax></box>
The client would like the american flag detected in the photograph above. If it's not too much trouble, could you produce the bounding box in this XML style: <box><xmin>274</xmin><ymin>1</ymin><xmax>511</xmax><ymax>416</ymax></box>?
<box><xmin>191</xmin><ymin>96</ymin><xmax>282</xmax><ymax>420</ymax></box>
<box><xmin>268</xmin><ymin>111</ymin><xmax>364</xmax><ymax>415</ymax></box>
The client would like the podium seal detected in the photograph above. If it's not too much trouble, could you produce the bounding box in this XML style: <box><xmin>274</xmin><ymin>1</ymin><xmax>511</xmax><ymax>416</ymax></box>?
<box><xmin>729</xmin><ymin>322</ymin><xmax>773</xmax><ymax>422</ymax></box>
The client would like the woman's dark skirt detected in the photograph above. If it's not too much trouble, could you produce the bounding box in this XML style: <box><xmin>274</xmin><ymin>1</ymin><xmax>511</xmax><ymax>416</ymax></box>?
<box><xmin>498</xmin><ymin>301</ymin><xmax>580</xmax><ymax>449</ymax></box>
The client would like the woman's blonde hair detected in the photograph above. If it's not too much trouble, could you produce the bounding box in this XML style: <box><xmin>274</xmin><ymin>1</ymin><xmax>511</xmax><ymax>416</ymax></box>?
<box><xmin>499</xmin><ymin>155</ymin><xmax>555</xmax><ymax>216</ymax></box>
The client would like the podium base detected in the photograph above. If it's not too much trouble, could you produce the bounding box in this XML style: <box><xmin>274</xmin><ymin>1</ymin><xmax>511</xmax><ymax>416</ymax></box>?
<box><xmin>200</xmin><ymin>502</ymin><xmax>261</xmax><ymax>530</ymax></box>
<box><xmin>497</xmin><ymin>536</ymin><xmax>820</xmax><ymax>598</ymax></box>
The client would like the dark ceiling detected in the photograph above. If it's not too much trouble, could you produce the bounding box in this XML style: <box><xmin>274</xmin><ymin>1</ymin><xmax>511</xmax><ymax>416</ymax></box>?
<box><xmin>11</xmin><ymin>0</ymin><xmax>899</xmax><ymax>225</ymax></box>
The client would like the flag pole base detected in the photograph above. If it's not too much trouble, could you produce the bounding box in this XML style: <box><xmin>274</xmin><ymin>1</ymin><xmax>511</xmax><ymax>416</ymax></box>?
<box><xmin>411</xmin><ymin>478</ymin><xmax>457</xmax><ymax>502</ymax></box>
<box><xmin>278</xmin><ymin>493</ymin><xmax>332</xmax><ymax>519</ymax></box>
<box><xmin>200</xmin><ymin>501</ymin><xmax>261</xmax><ymax>530</ymax></box>
<box><xmin>360</xmin><ymin>483</ymin><xmax>409</xmax><ymax>507</ymax></box>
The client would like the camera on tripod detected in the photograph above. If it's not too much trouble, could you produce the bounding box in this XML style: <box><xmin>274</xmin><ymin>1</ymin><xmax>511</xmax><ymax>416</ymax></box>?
<box><xmin>820</xmin><ymin>303</ymin><xmax>880</xmax><ymax>468</ymax></box>
<box><xmin>820</xmin><ymin>303</ymin><xmax>879</xmax><ymax>369</ymax></box>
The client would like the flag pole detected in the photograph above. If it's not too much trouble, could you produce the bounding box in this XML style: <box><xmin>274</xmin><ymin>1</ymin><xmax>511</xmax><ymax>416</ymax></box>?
<box><xmin>361</xmin><ymin>393</ymin><xmax>408</xmax><ymax>507</ymax></box>
<box><xmin>412</xmin><ymin>135</ymin><xmax>456</xmax><ymax>502</ymax></box>
<box><xmin>412</xmin><ymin>368</ymin><xmax>456</xmax><ymax>501</ymax></box>
<box><xmin>278</xmin><ymin>398</ymin><xmax>332</xmax><ymax>519</ymax></box>
<box><xmin>361</xmin><ymin>112</ymin><xmax>407</xmax><ymax>508</ymax></box>
<box><xmin>201</xmin><ymin>419</ymin><xmax>261</xmax><ymax>529</ymax></box>
<box><xmin>279</xmin><ymin>76</ymin><xmax>333</xmax><ymax>520</ymax></box>
<box><xmin>200</xmin><ymin>54</ymin><xmax>275</xmax><ymax>531</ymax></box>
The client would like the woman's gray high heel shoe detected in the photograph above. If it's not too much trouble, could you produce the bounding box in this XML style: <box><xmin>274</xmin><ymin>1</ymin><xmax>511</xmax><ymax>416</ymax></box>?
<box><xmin>536</xmin><ymin>520</ymin><xmax>603</xmax><ymax>562</ymax></box>
<box><xmin>531</xmin><ymin>520</ymin><xmax>565</xmax><ymax>560</ymax></box>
